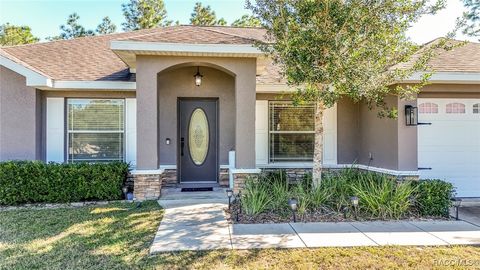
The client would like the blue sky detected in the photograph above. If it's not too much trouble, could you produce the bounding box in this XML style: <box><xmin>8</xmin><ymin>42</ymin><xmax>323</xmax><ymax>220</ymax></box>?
<box><xmin>0</xmin><ymin>0</ymin><xmax>476</xmax><ymax>44</ymax></box>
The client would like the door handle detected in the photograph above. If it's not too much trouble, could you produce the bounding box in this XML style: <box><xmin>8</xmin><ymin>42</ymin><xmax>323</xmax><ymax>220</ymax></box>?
<box><xmin>180</xmin><ymin>137</ymin><xmax>185</xmax><ymax>156</ymax></box>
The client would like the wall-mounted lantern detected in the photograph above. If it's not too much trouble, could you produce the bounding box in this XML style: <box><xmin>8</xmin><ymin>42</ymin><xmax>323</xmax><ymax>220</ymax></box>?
<box><xmin>194</xmin><ymin>66</ymin><xmax>203</xmax><ymax>87</ymax></box>
<box><xmin>405</xmin><ymin>105</ymin><xmax>418</xmax><ymax>126</ymax></box>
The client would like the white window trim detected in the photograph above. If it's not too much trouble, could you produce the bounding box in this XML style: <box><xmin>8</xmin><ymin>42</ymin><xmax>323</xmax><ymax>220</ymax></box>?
<box><xmin>268</xmin><ymin>101</ymin><xmax>316</xmax><ymax>163</ymax></box>
<box><xmin>46</xmin><ymin>98</ymin><xmax>65</xmax><ymax>162</ymax></box>
<box><xmin>66</xmin><ymin>98</ymin><xmax>126</xmax><ymax>162</ymax></box>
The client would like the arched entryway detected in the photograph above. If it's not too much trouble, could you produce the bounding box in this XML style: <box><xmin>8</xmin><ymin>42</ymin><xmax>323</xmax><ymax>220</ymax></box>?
<box><xmin>157</xmin><ymin>64</ymin><xmax>235</xmax><ymax>183</ymax></box>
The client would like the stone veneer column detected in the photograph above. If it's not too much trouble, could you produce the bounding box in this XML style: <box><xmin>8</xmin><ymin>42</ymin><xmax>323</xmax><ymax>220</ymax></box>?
<box><xmin>133</xmin><ymin>173</ymin><xmax>162</xmax><ymax>201</ymax></box>
<box><xmin>233</xmin><ymin>171</ymin><xmax>261</xmax><ymax>193</ymax></box>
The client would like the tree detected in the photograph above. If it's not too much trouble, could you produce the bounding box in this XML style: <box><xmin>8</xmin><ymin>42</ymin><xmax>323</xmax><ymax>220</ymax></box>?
<box><xmin>190</xmin><ymin>2</ymin><xmax>227</xmax><ymax>26</ymax></box>
<box><xmin>0</xmin><ymin>23</ymin><xmax>39</xmax><ymax>46</ymax></box>
<box><xmin>459</xmin><ymin>0</ymin><xmax>479</xmax><ymax>40</ymax></box>
<box><xmin>96</xmin><ymin>16</ymin><xmax>117</xmax><ymax>35</ymax></box>
<box><xmin>232</xmin><ymin>14</ymin><xmax>261</xmax><ymax>27</ymax></box>
<box><xmin>249</xmin><ymin>0</ymin><xmax>447</xmax><ymax>185</ymax></box>
<box><xmin>48</xmin><ymin>13</ymin><xmax>95</xmax><ymax>40</ymax></box>
<box><xmin>122</xmin><ymin>0</ymin><xmax>172</xmax><ymax>31</ymax></box>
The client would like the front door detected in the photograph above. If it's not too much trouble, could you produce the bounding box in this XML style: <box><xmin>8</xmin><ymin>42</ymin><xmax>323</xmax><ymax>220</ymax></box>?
<box><xmin>178</xmin><ymin>99</ymin><xmax>218</xmax><ymax>183</ymax></box>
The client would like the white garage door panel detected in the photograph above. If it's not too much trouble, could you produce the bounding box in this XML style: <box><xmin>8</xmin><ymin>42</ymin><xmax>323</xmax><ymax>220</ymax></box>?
<box><xmin>418</xmin><ymin>98</ymin><xmax>480</xmax><ymax>197</ymax></box>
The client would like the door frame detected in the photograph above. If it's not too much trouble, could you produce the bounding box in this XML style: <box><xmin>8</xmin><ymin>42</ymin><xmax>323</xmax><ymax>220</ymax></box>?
<box><xmin>177</xmin><ymin>97</ymin><xmax>219</xmax><ymax>184</ymax></box>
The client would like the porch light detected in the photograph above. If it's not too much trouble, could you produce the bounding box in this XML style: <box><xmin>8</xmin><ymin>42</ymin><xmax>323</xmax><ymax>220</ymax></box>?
<box><xmin>194</xmin><ymin>66</ymin><xmax>203</xmax><ymax>87</ymax></box>
<box><xmin>452</xmin><ymin>197</ymin><xmax>462</xmax><ymax>220</ymax></box>
<box><xmin>288</xmin><ymin>198</ymin><xmax>298</xmax><ymax>223</ymax></box>
<box><xmin>405</xmin><ymin>105</ymin><xmax>418</xmax><ymax>126</ymax></box>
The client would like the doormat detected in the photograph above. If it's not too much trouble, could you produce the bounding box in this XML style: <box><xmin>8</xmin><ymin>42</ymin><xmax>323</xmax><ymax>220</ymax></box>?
<box><xmin>181</xmin><ymin>187</ymin><xmax>213</xmax><ymax>192</ymax></box>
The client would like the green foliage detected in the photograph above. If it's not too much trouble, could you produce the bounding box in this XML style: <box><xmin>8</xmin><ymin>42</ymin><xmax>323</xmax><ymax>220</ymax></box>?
<box><xmin>0</xmin><ymin>161</ymin><xmax>130</xmax><ymax>205</ymax></box>
<box><xmin>0</xmin><ymin>23</ymin><xmax>39</xmax><ymax>46</ymax></box>
<box><xmin>239</xmin><ymin>169</ymin><xmax>451</xmax><ymax>220</ymax></box>
<box><xmin>96</xmin><ymin>17</ymin><xmax>117</xmax><ymax>35</ymax></box>
<box><xmin>459</xmin><ymin>0</ymin><xmax>479</xmax><ymax>40</ymax></box>
<box><xmin>122</xmin><ymin>0</ymin><xmax>172</xmax><ymax>31</ymax></box>
<box><xmin>241</xmin><ymin>176</ymin><xmax>271</xmax><ymax>215</ymax></box>
<box><xmin>290</xmin><ymin>182</ymin><xmax>312</xmax><ymax>215</ymax></box>
<box><xmin>190</xmin><ymin>2</ymin><xmax>227</xmax><ymax>26</ymax></box>
<box><xmin>231</xmin><ymin>15</ymin><xmax>261</xmax><ymax>27</ymax></box>
<box><xmin>321</xmin><ymin>168</ymin><xmax>358</xmax><ymax>212</ymax></box>
<box><xmin>264</xmin><ymin>171</ymin><xmax>290</xmax><ymax>211</ymax></box>
<box><xmin>48</xmin><ymin>13</ymin><xmax>95</xmax><ymax>40</ymax></box>
<box><xmin>248</xmin><ymin>0</ymin><xmax>447</xmax><ymax>114</ymax></box>
<box><xmin>350</xmin><ymin>173</ymin><xmax>416</xmax><ymax>219</ymax></box>
<box><xmin>413</xmin><ymin>179</ymin><xmax>454</xmax><ymax>217</ymax></box>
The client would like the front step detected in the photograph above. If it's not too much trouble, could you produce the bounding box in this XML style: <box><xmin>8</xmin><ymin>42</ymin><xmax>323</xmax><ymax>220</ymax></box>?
<box><xmin>160</xmin><ymin>187</ymin><xmax>228</xmax><ymax>201</ymax></box>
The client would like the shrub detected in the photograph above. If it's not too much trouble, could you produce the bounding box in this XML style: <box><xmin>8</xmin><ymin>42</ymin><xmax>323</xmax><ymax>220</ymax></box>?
<box><xmin>413</xmin><ymin>179</ymin><xmax>454</xmax><ymax>217</ymax></box>
<box><xmin>351</xmin><ymin>172</ymin><xmax>416</xmax><ymax>219</ymax></box>
<box><xmin>321</xmin><ymin>168</ymin><xmax>359</xmax><ymax>212</ymax></box>
<box><xmin>241</xmin><ymin>177</ymin><xmax>271</xmax><ymax>215</ymax></box>
<box><xmin>236</xmin><ymin>169</ymin><xmax>454</xmax><ymax>221</ymax></box>
<box><xmin>263</xmin><ymin>171</ymin><xmax>290</xmax><ymax>211</ymax></box>
<box><xmin>0</xmin><ymin>161</ymin><xmax>130</xmax><ymax>205</ymax></box>
<box><xmin>290</xmin><ymin>182</ymin><xmax>312</xmax><ymax>215</ymax></box>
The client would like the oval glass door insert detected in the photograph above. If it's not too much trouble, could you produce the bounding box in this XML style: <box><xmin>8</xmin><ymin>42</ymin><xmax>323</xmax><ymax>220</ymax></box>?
<box><xmin>188</xmin><ymin>108</ymin><xmax>209</xmax><ymax>165</ymax></box>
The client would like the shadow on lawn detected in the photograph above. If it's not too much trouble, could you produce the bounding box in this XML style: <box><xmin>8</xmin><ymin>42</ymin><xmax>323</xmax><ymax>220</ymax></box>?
<box><xmin>0</xmin><ymin>202</ymin><xmax>164</xmax><ymax>269</ymax></box>
<box><xmin>0</xmin><ymin>202</ymin><xmax>268</xmax><ymax>269</ymax></box>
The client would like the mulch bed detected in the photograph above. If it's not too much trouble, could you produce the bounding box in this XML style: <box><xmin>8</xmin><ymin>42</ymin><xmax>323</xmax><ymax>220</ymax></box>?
<box><xmin>225</xmin><ymin>200</ymin><xmax>450</xmax><ymax>224</ymax></box>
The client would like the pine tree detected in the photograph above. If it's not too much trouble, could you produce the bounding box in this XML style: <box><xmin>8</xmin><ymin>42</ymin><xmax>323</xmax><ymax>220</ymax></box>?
<box><xmin>49</xmin><ymin>13</ymin><xmax>95</xmax><ymax>40</ymax></box>
<box><xmin>122</xmin><ymin>0</ymin><xmax>171</xmax><ymax>31</ymax></box>
<box><xmin>96</xmin><ymin>17</ymin><xmax>117</xmax><ymax>35</ymax></box>
<box><xmin>190</xmin><ymin>2</ymin><xmax>226</xmax><ymax>26</ymax></box>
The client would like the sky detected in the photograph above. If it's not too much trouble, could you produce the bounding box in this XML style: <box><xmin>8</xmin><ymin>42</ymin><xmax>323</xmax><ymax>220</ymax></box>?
<box><xmin>0</xmin><ymin>0</ymin><xmax>477</xmax><ymax>44</ymax></box>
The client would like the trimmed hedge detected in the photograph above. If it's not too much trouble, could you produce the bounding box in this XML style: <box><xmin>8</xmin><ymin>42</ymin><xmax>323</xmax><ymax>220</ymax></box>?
<box><xmin>413</xmin><ymin>179</ymin><xmax>454</xmax><ymax>217</ymax></box>
<box><xmin>0</xmin><ymin>161</ymin><xmax>130</xmax><ymax>205</ymax></box>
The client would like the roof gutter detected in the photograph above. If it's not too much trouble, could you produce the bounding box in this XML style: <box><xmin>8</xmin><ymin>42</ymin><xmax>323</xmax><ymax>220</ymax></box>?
<box><xmin>1</xmin><ymin>54</ymin><xmax>136</xmax><ymax>90</ymax></box>
<box><xmin>402</xmin><ymin>72</ymin><xmax>480</xmax><ymax>84</ymax></box>
<box><xmin>0</xmin><ymin>54</ymin><xmax>53</xmax><ymax>87</ymax></box>
<box><xmin>110</xmin><ymin>40</ymin><xmax>264</xmax><ymax>55</ymax></box>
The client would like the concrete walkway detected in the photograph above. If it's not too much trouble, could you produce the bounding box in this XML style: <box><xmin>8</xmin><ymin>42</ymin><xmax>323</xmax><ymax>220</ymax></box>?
<box><xmin>150</xmin><ymin>189</ymin><xmax>232</xmax><ymax>253</ymax></box>
<box><xmin>151</xmin><ymin>194</ymin><xmax>480</xmax><ymax>253</ymax></box>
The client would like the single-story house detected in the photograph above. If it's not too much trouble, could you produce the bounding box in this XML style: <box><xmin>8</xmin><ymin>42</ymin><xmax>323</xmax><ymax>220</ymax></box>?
<box><xmin>1</xmin><ymin>25</ymin><xmax>479</xmax><ymax>199</ymax></box>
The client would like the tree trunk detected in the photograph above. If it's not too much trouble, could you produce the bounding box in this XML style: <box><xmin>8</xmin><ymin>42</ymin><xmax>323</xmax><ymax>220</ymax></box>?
<box><xmin>312</xmin><ymin>101</ymin><xmax>325</xmax><ymax>187</ymax></box>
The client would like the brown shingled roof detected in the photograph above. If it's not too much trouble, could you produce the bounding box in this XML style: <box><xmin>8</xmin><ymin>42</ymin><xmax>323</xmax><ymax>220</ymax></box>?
<box><xmin>121</xmin><ymin>25</ymin><xmax>266</xmax><ymax>44</ymax></box>
<box><xmin>0</xmin><ymin>26</ymin><xmax>478</xmax><ymax>84</ymax></box>
<box><xmin>427</xmin><ymin>40</ymin><xmax>480</xmax><ymax>72</ymax></box>
<box><xmin>0</xmin><ymin>26</ymin><xmax>266</xmax><ymax>82</ymax></box>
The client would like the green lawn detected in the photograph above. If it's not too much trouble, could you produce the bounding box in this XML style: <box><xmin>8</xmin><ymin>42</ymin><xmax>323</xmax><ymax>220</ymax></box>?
<box><xmin>1</xmin><ymin>202</ymin><xmax>478</xmax><ymax>269</ymax></box>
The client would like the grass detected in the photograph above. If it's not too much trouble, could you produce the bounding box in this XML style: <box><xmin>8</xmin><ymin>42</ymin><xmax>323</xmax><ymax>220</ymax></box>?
<box><xmin>1</xmin><ymin>202</ymin><xmax>479</xmax><ymax>269</ymax></box>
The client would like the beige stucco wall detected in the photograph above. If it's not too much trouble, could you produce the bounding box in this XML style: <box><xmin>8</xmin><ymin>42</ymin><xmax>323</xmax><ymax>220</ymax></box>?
<box><xmin>0</xmin><ymin>66</ymin><xmax>41</xmax><ymax>161</ymax></box>
<box><xmin>136</xmin><ymin>55</ymin><xmax>256</xmax><ymax>170</ymax></box>
<box><xmin>357</xmin><ymin>96</ymin><xmax>399</xmax><ymax>170</ymax></box>
<box><xmin>397</xmin><ymin>97</ymin><xmax>417</xmax><ymax>171</ymax></box>
<box><xmin>337</xmin><ymin>98</ymin><xmax>360</xmax><ymax>164</ymax></box>
<box><xmin>157</xmin><ymin>66</ymin><xmax>235</xmax><ymax>165</ymax></box>
<box><xmin>355</xmin><ymin>95</ymin><xmax>418</xmax><ymax>171</ymax></box>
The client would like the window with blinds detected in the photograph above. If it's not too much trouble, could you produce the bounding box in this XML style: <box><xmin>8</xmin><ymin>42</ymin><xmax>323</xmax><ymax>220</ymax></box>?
<box><xmin>269</xmin><ymin>101</ymin><xmax>315</xmax><ymax>162</ymax></box>
<box><xmin>67</xmin><ymin>99</ymin><xmax>125</xmax><ymax>162</ymax></box>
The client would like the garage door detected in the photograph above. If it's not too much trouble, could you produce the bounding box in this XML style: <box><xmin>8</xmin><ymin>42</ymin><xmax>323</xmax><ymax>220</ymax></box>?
<box><xmin>418</xmin><ymin>98</ymin><xmax>480</xmax><ymax>197</ymax></box>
